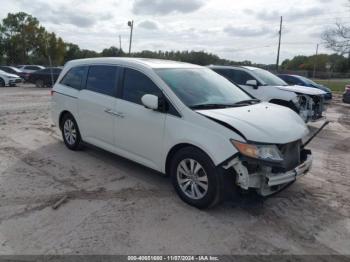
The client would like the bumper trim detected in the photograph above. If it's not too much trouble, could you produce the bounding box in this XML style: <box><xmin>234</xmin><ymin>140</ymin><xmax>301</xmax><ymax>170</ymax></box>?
<box><xmin>266</xmin><ymin>154</ymin><xmax>312</xmax><ymax>186</ymax></box>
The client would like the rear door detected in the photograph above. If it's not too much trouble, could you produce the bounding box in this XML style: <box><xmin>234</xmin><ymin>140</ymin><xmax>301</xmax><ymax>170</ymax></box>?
<box><xmin>77</xmin><ymin>65</ymin><xmax>119</xmax><ymax>149</ymax></box>
<box><xmin>114</xmin><ymin>68</ymin><xmax>166</xmax><ymax>170</ymax></box>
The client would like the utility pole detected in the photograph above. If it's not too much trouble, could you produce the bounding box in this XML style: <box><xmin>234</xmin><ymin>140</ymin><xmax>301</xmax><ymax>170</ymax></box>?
<box><xmin>312</xmin><ymin>43</ymin><xmax>319</xmax><ymax>79</ymax></box>
<box><xmin>119</xmin><ymin>35</ymin><xmax>122</xmax><ymax>51</ymax></box>
<box><xmin>45</xmin><ymin>38</ymin><xmax>54</xmax><ymax>87</ymax></box>
<box><xmin>276</xmin><ymin>16</ymin><xmax>283</xmax><ymax>72</ymax></box>
<box><xmin>127</xmin><ymin>20</ymin><xmax>134</xmax><ymax>55</ymax></box>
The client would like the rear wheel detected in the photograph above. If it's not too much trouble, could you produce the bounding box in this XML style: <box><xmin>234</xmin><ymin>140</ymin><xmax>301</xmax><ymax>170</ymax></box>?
<box><xmin>61</xmin><ymin>114</ymin><xmax>82</xmax><ymax>150</ymax></box>
<box><xmin>0</xmin><ymin>78</ymin><xmax>5</xmax><ymax>87</ymax></box>
<box><xmin>170</xmin><ymin>147</ymin><xmax>223</xmax><ymax>208</ymax></box>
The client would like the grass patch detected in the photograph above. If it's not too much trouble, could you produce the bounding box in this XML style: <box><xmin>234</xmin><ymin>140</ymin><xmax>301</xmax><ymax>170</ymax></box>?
<box><xmin>313</xmin><ymin>79</ymin><xmax>349</xmax><ymax>92</ymax></box>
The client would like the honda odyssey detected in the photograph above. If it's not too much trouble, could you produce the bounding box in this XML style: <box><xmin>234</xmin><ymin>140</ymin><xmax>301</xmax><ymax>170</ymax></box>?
<box><xmin>52</xmin><ymin>58</ymin><xmax>313</xmax><ymax>208</ymax></box>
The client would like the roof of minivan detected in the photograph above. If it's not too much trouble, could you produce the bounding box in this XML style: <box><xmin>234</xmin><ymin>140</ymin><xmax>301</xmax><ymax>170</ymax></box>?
<box><xmin>66</xmin><ymin>57</ymin><xmax>202</xmax><ymax>69</ymax></box>
<box><xmin>209</xmin><ymin>65</ymin><xmax>259</xmax><ymax>71</ymax></box>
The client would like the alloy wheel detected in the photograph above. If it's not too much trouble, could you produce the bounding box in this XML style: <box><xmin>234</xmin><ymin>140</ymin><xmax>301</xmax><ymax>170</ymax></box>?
<box><xmin>176</xmin><ymin>158</ymin><xmax>209</xmax><ymax>200</ymax></box>
<box><xmin>63</xmin><ymin>119</ymin><xmax>77</xmax><ymax>145</ymax></box>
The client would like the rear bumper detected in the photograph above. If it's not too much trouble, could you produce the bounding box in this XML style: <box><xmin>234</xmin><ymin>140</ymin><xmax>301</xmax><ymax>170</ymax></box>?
<box><xmin>8</xmin><ymin>78</ymin><xmax>22</xmax><ymax>85</ymax></box>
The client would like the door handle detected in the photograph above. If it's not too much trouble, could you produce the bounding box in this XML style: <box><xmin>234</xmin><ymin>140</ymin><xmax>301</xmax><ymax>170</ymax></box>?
<box><xmin>104</xmin><ymin>108</ymin><xmax>125</xmax><ymax>118</ymax></box>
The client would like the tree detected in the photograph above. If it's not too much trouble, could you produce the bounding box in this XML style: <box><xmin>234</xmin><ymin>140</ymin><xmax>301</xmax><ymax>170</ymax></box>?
<box><xmin>322</xmin><ymin>0</ymin><xmax>350</xmax><ymax>67</ymax></box>
<box><xmin>323</xmin><ymin>22</ymin><xmax>350</xmax><ymax>55</ymax></box>
<box><xmin>1</xmin><ymin>12</ymin><xmax>42</xmax><ymax>64</ymax></box>
<box><xmin>101</xmin><ymin>46</ymin><xmax>124</xmax><ymax>57</ymax></box>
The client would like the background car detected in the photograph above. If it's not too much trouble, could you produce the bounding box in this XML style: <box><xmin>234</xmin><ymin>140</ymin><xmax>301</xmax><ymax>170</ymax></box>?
<box><xmin>16</xmin><ymin>65</ymin><xmax>45</xmax><ymax>80</ymax></box>
<box><xmin>209</xmin><ymin>65</ymin><xmax>326</xmax><ymax>123</ymax></box>
<box><xmin>0</xmin><ymin>69</ymin><xmax>22</xmax><ymax>87</ymax></box>
<box><xmin>0</xmin><ymin>66</ymin><xmax>25</xmax><ymax>79</ymax></box>
<box><xmin>28</xmin><ymin>67</ymin><xmax>62</xmax><ymax>87</ymax></box>
<box><xmin>343</xmin><ymin>85</ymin><xmax>350</xmax><ymax>104</ymax></box>
<box><xmin>278</xmin><ymin>74</ymin><xmax>332</xmax><ymax>102</ymax></box>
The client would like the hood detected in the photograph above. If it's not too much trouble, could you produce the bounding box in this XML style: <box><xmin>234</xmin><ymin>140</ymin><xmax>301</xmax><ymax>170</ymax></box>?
<box><xmin>314</xmin><ymin>84</ymin><xmax>331</xmax><ymax>93</ymax></box>
<box><xmin>197</xmin><ymin>102</ymin><xmax>309</xmax><ymax>144</ymax></box>
<box><xmin>276</xmin><ymin>85</ymin><xmax>326</xmax><ymax>95</ymax></box>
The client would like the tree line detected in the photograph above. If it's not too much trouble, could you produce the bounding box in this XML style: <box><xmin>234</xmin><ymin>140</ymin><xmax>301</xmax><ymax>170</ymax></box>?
<box><xmin>0</xmin><ymin>12</ymin><xmax>252</xmax><ymax>67</ymax></box>
<box><xmin>0</xmin><ymin>11</ymin><xmax>349</xmax><ymax>74</ymax></box>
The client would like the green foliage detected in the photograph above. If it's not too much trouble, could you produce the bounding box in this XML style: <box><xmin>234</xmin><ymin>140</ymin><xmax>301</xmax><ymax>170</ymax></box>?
<box><xmin>0</xmin><ymin>12</ymin><xmax>252</xmax><ymax>67</ymax></box>
<box><xmin>282</xmin><ymin>54</ymin><xmax>350</xmax><ymax>72</ymax></box>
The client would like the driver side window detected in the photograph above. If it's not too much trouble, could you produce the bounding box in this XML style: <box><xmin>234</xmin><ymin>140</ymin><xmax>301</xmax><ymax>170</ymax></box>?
<box><xmin>122</xmin><ymin>68</ymin><xmax>162</xmax><ymax>105</ymax></box>
<box><xmin>235</xmin><ymin>70</ymin><xmax>255</xmax><ymax>85</ymax></box>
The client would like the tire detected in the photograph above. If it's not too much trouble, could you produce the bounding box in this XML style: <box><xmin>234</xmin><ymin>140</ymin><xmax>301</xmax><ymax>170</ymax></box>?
<box><xmin>0</xmin><ymin>78</ymin><xmax>5</xmax><ymax>87</ymax></box>
<box><xmin>170</xmin><ymin>146</ymin><xmax>223</xmax><ymax>209</ymax></box>
<box><xmin>60</xmin><ymin>113</ymin><xmax>82</xmax><ymax>150</ymax></box>
<box><xmin>35</xmin><ymin>79</ymin><xmax>44</xmax><ymax>88</ymax></box>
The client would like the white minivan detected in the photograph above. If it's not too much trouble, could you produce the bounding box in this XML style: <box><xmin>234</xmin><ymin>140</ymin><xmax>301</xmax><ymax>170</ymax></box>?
<box><xmin>52</xmin><ymin>58</ymin><xmax>313</xmax><ymax>208</ymax></box>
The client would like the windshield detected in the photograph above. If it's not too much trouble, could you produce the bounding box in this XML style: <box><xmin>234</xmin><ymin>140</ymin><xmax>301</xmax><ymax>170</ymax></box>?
<box><xmin>250</xmin><ymin>68</ymin><xmax>288</xmax><ymax>86</ymax></box>
<box><xmin>156</xmin><ymin>68</ymin><xmax>253</xmax><ymax>108</ymax></box>
<box><xmin>298</xmin><ymin>76</ymin><xmax>318</xmax><ymax>86</ymax></box>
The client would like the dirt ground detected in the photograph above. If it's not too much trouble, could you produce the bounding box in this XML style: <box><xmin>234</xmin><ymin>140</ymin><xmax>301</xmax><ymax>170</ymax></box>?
<box><xmin>0</xmin><ymin>85</ymin><xmax>349</xmax><ymax>255</ymax></box>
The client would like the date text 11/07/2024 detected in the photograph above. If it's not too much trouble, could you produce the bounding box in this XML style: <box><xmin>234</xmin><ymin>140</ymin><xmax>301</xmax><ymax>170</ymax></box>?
<box><xmin>127</xmin><ymin>256</ymin><xmax>219</xmax><ymax>261</ymax></box>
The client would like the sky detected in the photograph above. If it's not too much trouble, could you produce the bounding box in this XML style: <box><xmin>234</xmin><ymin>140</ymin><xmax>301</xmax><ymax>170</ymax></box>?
<box><xmin>0</xmin><ymin>0</ymin><xmax>349</xmax><ymax>64</ymax></box>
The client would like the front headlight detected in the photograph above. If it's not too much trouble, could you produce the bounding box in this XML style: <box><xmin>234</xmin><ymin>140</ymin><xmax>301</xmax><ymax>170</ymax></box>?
<box><xmin>231</xmin><ymin>140</ymin><xmax>283</xmax><ymax>162</ymax></box>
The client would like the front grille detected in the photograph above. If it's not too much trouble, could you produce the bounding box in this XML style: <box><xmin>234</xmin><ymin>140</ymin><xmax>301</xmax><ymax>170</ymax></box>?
<box><xmin>278</xmin><ymin>140</ymin><xmax>301</xmax><ymax>171</ymax></box>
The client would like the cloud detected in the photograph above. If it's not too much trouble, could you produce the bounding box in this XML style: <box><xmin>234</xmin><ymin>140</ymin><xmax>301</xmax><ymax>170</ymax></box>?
<box><xmin>132</xmin><ymin>0</ymin><xmax>205</xmax><ymax>15</ymax></box>
<box><xmin>254</xmin><ymin>7</ymin><xmax>325</xmax><ymax>21</ymax></box>
<box><xmin>16</xmin><ymin>0</ymin><xmax>112</xmax><ymax>28</ymax></box>
<box><xmin>224</xmin><ymin>25</ymin><xmax>274</xmax><ymax>37</ymax></box>
<box><xmin>138</xmin><ymin>20</ymin><xmax>159</xmax><ymax>30</ymax></box>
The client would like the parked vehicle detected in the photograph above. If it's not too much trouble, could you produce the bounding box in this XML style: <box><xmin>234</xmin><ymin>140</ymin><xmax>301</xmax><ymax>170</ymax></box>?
<box><xmin>277</xmin><ymin>74</ymin><xmax>332</xmax><ymax>102</ymax></box>
<box><xmin>0</xmin><ymin>66</ymin><xmax>25</xmax><ymax>79</ymax></box>
<box><xmin>0</xmin><ymin>70</ymin><xmax>22</xmax><ymax>87</ymax></box>
<box><xmin>209</xmin><ymin>66</ymin><xmax>326</xmax><ymax>123</ymax></box>
<box><xmin>343</xmin><ymin>85</ymin><xmax>350</xmax><ymax>104</ymax></box>
<box><xmin>28</xmin><ymin>67</ymin><xmax>62</xmax><ymax>88</ymax></box>
<box><xmin>16</xmin><ymin>65</ymin><xmax>45</xmax><ymax>80</ymax></box>
<box><xmin>52</xmin><ymin>58</ymin><xmax>314</xmax><ymax>208</ymax></box>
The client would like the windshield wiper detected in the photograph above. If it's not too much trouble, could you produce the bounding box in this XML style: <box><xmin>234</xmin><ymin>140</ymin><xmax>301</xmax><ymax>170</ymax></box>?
<box><xmin>190</xmin><ymin>103</ymin><xmax>237</xmax><ymax>110</ymax></box>
<box><xmin>232</xmin><ymin>99</ymin><xmax>261</xmax><ymax>106</ymax></box>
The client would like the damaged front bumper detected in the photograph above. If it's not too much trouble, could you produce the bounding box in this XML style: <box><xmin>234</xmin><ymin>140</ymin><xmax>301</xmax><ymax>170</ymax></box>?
<box><xmin>297</xmin><ymin>94</ymin><xmax>325</xmax><ymax>122</ymax></box>
<box><xmin>223</xmin><ymin>150</ymin><xmax>312</xmax><ymax>196</ymax></box>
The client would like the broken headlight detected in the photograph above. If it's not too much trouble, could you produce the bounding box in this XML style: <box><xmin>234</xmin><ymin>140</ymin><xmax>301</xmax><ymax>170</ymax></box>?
<box><xmin>231</xmin><ymin>140</ymin><xmax>284</xmax><ymax>162</ymax></box>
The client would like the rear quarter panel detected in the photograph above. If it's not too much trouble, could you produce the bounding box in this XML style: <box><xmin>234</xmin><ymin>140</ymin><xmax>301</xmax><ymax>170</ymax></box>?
<box><xmin>51</xmin><ymin>83</ymin><xmax>80</xmax><ymax>128</ymax></box>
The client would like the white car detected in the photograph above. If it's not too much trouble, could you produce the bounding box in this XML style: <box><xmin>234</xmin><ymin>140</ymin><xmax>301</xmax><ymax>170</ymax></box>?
<box><xmin>52</xmin><ymin>58</ymin><xmax>313</xmax><ymax>208</ymax></box>
<box><xmin>209</xmin><ymin>66</ymin><xmax>326</xmax><ymax>123</ymax></box>
<box><xmin>16</xmin><ymin>65</ymin><xmax>45</xmax><ymax>80</ymax></box>
<box><xmin>0</xmin><ymin>70</ymin><xmax>22</xmax><ymax>87</ymax></box>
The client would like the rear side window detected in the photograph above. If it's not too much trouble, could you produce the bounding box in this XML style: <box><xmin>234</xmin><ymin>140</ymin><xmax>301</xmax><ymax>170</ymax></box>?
<box><xmin>86</xmin><ymin>65</ymin><xmax>119</xmax><ymax>96</ymax></box>
<box><xmin>60</xmin><ymin>66</ymin><xmax>88</xmax><ymax>90</ymax></box>
<box><xmin>122</xmin><ymin>68</ymin><xmax>162</xmax><ymax>105</ymax></box>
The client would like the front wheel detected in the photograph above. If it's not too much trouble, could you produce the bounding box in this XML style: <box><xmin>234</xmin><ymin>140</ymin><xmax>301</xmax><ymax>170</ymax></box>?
<box><xmin>61</xmin><ymin>114</ymin><xmax>82</xmax><ymax>150</ymax></box>
<box><xmin>0</xmin><ymin>78</ymin><xmax>5</xmax><ymax>87</ymax></box>
<box><xmin>170</xmin><ymin>147</ymin><xmax>223</xmax><ymax>209</ymax></box>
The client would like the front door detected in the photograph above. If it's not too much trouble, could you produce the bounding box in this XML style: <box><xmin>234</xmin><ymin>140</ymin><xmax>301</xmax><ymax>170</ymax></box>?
<box><xmin>114</xmin><ymin>68</ymin><xmax>166</xmax><ymax>170</ymax></box>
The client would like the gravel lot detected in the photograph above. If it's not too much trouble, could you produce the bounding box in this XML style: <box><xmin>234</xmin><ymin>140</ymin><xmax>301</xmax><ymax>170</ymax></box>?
<box><xmin>0</xmin><ymin>85</ymin><xmax>349</xmax><ymax>255</ymax></box>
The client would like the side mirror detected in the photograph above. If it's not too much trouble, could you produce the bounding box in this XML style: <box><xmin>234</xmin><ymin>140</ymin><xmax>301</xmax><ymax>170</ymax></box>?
<box><xmin>141</xmin><ymin>94</ymin><xmax>159</xmax><ymax>110</ymax></box>
<box><xmin>246</xmin><ymin>79</ymin><xmax>258</xmax><ymax>89</ymax></box>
